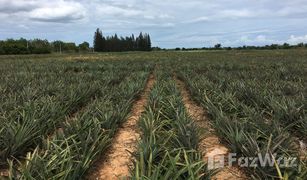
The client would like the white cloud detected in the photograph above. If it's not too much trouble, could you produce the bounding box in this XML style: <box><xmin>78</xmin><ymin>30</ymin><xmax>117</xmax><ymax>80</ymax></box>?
<box><xmin>95</xmin><ymin>3</ymin><xmax>173</xmax><ymax>21</ymax></box>
<box><xmin>185</xmin><ymin>16</ymin><xmax>210</xmax><ymax>23</ymax></box>
<box><xmin>0</xmin><ymin>0</ymin><xmax>38</xmax><ymax>13</ymax></box>
<box><xmin>255</xmin><ymin>35</ymin><xmax>266</xmax><ymax>42</ymax></box>
<box><xmin>287</xmin><ymin>35</ymin><xmax>307</xmax><ymax>44</ymax></box>
<box><xmin>0</xmin><ymin>0</ymin><xmax>86</xmax><ymax>23</ymax></box>
<box><xmin>275</xmin><ymin>4</ymin><xmax>307</xmax><ymax>18</ymax></box>
<box><xmin>143</xmin><ymin>14</ymin><xmax>172</xmax><ymax>20</ymax></box>
<box><xmin>29</xmin><ymin>1</ymin><xmax>86</xmax><ymax>23</ymax></box>
<box><xmin>96</xmin><ymin>4</ymin><xmax>142</xmax><ymax>17</ymax></box>
<box><xmin>228</xmin><ymin>34</ymin><xmax>307</xmax><ymax>47</ymax></box>
<box><xmin>140</xmin><ymin>22</ymin><xmax>175</xmax><ymax>28</ymax></box>
<box><xmin>17</xmin><ymin>24</ymin><xmax>29</xmax><ymax>29</ymax></box>
<box><xmin>158</xmin><ymin>14</ymin><xmax>172</xmax><ymax>19</ymax></box>
<box><xmin>228</xmin><ymin>35</ymin><xmax>281</xmax><ymax>46</ymax></box>
<box><xmin>1</xmin><ymin>0</ymin><xmax>307</xmax><ymax>47</ymax></box>
<box><xmin>218</xmin><ymin>9</ymin><xmax>255</xmax><ymax>19</ymax></box>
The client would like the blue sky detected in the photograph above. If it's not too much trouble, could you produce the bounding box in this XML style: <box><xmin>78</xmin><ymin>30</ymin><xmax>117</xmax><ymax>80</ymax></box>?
<box><xmin>1</xmin><ymin>0</ymin><xmax>307</xmax><ymax>48</ymax></box>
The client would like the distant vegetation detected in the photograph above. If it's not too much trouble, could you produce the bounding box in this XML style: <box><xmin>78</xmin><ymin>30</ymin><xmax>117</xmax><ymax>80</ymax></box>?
<box><xmin>0</xmin><ymin>38</ymin><xmax>90</xmax><ymax>55</ymax></box>
<box><xmin>174</xmin><ymin>42</ymin><xmax>307</xmax><ymax>51</ymax></box>
<box><xmin>0</xmin><ymin>28</ymin><xmax>152</xmax><ymax>55</ymax></box>
<box><xmin>1</xmin><ymin>30</ymin><xmax>307</xmax><ymax>55</ymax></box>
<box><xmin>93</xmin><ymin>28</ymin><xmax>152</xmax><ymax>52</ymax></box>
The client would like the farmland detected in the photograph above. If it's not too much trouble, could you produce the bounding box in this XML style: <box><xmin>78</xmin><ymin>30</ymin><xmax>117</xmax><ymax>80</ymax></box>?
<box><xmin>0</xmin><ymin>49</ymin><xmax>306</xmax><ymax>179</ymax></box>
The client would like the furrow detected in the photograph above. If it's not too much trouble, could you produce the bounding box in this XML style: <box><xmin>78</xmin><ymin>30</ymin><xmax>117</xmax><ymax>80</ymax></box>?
<box><xmin>174</xmin><ymin>76</ymin><xmax>247</xmax><ymax>180</ymax></box>
<box><xmin>86</xmin><ymin>73</ymin><xmax>155</xmax><ymax>180</ymax></box>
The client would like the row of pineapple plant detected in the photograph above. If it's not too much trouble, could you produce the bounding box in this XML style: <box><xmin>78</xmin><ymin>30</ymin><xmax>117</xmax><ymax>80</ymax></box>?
<box><xmin>0</xmin><ymin>58</ymin><xmax>154</xmax><ymax>179</ymax></box>
<box><xmin>175</xmin><ymin>59</ymin><xmax>306</xmax><ymax>179</ymax></box>
<box><xmin>131</xmin><ymin>68</ymin><xmax>212</xmax><ymax>179</ymax></box>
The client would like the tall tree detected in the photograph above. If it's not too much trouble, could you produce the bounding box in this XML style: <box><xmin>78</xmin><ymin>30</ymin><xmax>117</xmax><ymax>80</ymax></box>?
<box><xmin>92</xmin><ymin>28</ymin><xmax>152</xmax><ymax>52</ymax></box>
<box><xmin>93</xmin><ymin>28</ymin><xmax>104</xmax><ymax>52</ymax></box>
<box><xmin>146</xmin><ymin>34</ymin><xmax>152</xmax><ymax>51</ymax></box>
<box><xmin>137</xmin><ymin>32</ymin><xmax>145</xmax><ymax>51</ymax></box>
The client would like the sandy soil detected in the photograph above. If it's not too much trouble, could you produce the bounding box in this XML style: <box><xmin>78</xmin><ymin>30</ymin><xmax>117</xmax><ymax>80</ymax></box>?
<box><xmin>299</xmin><ymin>140</ymin><xmax>307</xmax><ymax>161</ymax></box>
<box><xmin>0</xmin><ymin>169</ymin><xmax>9</xmax><ymax>177</ymax></box>
<box><xmin>174</xmin><ymin>77</ymin><xmax>246</xmax><ymax>180</ymax></box>
<box><xmin>86</xmin><ymin>73</ymin><xmax>155</xmax><ymax>180</ymax></box>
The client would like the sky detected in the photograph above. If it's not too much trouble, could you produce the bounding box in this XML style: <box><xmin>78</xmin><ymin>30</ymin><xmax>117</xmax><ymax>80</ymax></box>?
<box><xmin>1</xmin><ymin>0</ymin><xmax>307</xmax><ymax>48</ymax></box>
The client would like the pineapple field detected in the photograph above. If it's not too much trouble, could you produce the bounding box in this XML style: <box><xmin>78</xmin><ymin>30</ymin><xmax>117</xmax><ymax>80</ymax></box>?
<box><xmin>0</xmin><ymin>50</ymin><xmax>306</xmax><ymax>179</ymax></box>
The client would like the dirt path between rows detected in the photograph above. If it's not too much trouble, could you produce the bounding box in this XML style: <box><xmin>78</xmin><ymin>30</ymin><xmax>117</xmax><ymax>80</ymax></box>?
<box><xmin>0</xmin><ymin>169</ymin><xmax>9</xmax><ymax>178</ymax></box>
<box><xmin>174</xmin><ymin>76</ymin><xmax>246</xmax><ymax>180</ymax></box>
<box><xmin>86</xmin><ymin>73</ymin><xmax>155</xmax><ymax>180</ymax></box>
<box><xmin>298</xmin><ymin>139</ymin><xmax>307</xmax><ymax>161</ymax></box>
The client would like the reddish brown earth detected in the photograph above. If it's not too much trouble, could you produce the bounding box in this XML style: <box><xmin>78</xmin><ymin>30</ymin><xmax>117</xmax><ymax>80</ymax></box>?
<box><xmin>86</xmin><ymin>74</ymin><xmax>155</xmax><ymax>180</ymax></box>
<box><xmin>174</xmin><ymin>77</ymin><xmax>246</xmax><ymax>180</ymax></box>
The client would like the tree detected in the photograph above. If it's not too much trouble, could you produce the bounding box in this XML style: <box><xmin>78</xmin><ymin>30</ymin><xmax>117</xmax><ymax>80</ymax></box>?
<box><xmin>92</xmin><ymin>28</ymin><xmax>152</xmax><ymax>52</ymax></box>
<box><xmin>297</xmin><ymin>42</ymin><xmax>304</xmax><ymax>47</ymax></box>
<box><xmin>270</xmin><ymin>44</ymin><xmax>279</xmax><ymax>49</ymax></box>
<box><xmin>136</xmin><ymin>32</ymin><xmax>145</xmax><ymax>51</ymax></box>
<box><xmin>63</xmin><ymin>42</ymin><xmax>77</xmax><ymax>52</ymax></box>
<box><xmin>282</xmin><ymin>43</ymin><xmax>290</xmax><ymax>49</ymax></box>
<box><xmin>29</xmin><ymin>39</ymin><xmax>51</xmax><ymax>54</ymax></box>
<box><xmin>0</xmin><ymin>38</ymin><xmax>52</xmax><ymax>54</ymax></box>
<box><xmin>52</xmin><ymin>41</ymin><xmax>64</xmax><ymax>53</ymax></box>
<box><xmin>146</xmin><ymin>34</ymin><xmax>152</xmax><ymax>51</ymax></box>
<box><xmin>214</xmin><ymin>43</ymin><xmax>222</xmax><ymax>49</ymax></box>
<box><xmin>93</xmin><ymin>28</ymin><xmax>104</xmax><ymax>52</ymax></box>
<box><xmin>131</xmin><ymin>34</ymin><xmax>136</xmax><ymax>50</ymax></box>
<box><xmin>79</xmin><ymin>42</ymin><xmax>90</xmax><ymax>51</ymax></box>
<box><xmin>0</xmin><ymin>41</ymin><xmax>4</xmax><ymax>54</ymax></box>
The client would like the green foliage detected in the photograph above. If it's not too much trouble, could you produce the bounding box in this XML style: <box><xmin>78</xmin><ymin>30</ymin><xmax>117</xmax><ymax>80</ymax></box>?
<box><xmin>131</xmin><ymin>70</ymin><xmax>211</xmax><ymax>179</ymax></box>
<box><xmin>0</xmin><ymin>38</ymin><xmax>51</xmax><ymax>55</ymax></box>
<box><xmin>78</xmin><ymin>42</ymin><xmax>90</xmax><ymax>51</ymax></box>
<box><xmin>0</xmin><ymin>39</ymin><xmax>89</xmax><ymax>55</ymax></box>
<box><xmin>0</xmin><ymin>50</ymin><xmax>306</xmax><ymax>179</ymax></box>
<box><xmin>51</xmin><ymin>41</ymin><xmax>79</xmax><ymax>53</ymax></box>
<box><xmin>0</xmin><ymin>57</ymin><xmax>153</xmax><ymax>179</ymax></box>
<box><xmin>175</xmin><ymin>52</ymin><xmax>306</xmax><ymax>179</ymax></box>
<box><xmin>93</xmin><ymin>28</ymin><xmax>152</xmax><ymax>52</ymax></box>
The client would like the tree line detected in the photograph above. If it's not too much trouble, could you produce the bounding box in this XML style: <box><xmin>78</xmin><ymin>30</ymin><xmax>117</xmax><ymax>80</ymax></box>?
<box><xmin>1</xmin><ymin>32</ymin><xmax>307</xmax><ymax>54</ymax></box>
<box><xmin>0</xmin><ymin>38</ymin><xmax>90</xmax><ymax>55</ymax></box>
<box><xmin>93</xmin><ymin>28</ymin><xmax>151</xmax><ymax>52</ymax></box>
<box><xmin>173</xmin><ymin>42</ymin><xmax>307</xmax><ymax>51</ymax></box>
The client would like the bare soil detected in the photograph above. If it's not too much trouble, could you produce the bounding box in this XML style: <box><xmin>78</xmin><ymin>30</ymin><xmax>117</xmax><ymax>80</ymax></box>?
<box><xmin>299</xmin><ymin>139</ymin><xmax>307</xmax><ymax>161</ymax></box>
<box><xmin>0</xmin><ymin>169</ymin><xmax>9</xmax><ymax>177</ymax></box>
<box><xmin>86</xmin><ymin>74</ymin><xmax>155</xmax><ymax>180</ymax></box>
<box><xmin>174</xmin><ymin>76</ymin><xmax>246</xmax><ymax>180</ymax></box>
